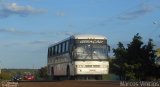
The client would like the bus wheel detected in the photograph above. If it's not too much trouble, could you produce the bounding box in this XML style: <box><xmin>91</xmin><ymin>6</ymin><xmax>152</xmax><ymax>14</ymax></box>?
<box><xmin>51</xmin><ymin>67</ymin><xmax>55</xmax><ymax>80</ymax></box>
<box><xmin>66</xmin><ymin>66</ymin><xmax>71</xmax><ymax>80</ymax></box>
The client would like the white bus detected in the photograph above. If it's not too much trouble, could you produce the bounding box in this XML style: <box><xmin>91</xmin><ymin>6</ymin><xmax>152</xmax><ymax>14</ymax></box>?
<box><xmin>47</xmin><ymin>34</ymin><xmax>110</xmax><ymax>80</ymax></box>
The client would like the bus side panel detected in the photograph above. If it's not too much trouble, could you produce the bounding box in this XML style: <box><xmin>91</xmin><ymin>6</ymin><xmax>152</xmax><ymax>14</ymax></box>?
<box><xmin>52</xmin><ymin>53</ymin><xmax>75</xmax><ymax>76</ymax></box>
<box><xmin>53</xmin><ymin>62</ymin><xmax>75</xmax><ymax>76</ymax></box>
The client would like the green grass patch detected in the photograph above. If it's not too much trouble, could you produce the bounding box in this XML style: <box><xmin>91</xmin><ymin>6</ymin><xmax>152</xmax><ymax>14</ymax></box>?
<box><xmin>103</xmin><ymin>74</ymin><xmax>119</xmax><ymax>80</ymax></box>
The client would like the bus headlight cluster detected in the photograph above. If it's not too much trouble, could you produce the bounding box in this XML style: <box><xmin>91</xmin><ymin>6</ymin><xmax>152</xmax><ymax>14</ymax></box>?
<box><xmin>102</xmin><ymin>65</ymin><xmax>108</xmax><ymax>68</ymax></box>
<box><xmin>78</xmin><ymin>69</ymin><xmax>82</xmax><ymax>72</ymax></box>
<box><xmin>76</xmin><ymin>65</ymin><xmax>84</xmax><ymax>68</ymax></box>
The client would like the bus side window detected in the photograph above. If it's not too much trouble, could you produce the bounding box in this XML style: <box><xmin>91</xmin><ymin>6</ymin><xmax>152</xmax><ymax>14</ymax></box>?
<box><xmin>55</xmin><ymin>45</ymin><xmax>57</xmax><ymax>55</ymax></box>
<box><xmin>48</xmin><ymin>48</ymin><xmax>50</xmax><ymax>57</ymax></box>
<box><xmin>50</xmin><ymin>47</ymin><xmax>52</xmax><ymax>56</ymax></box>
<box><xmin>58</xmin><ymin>44</ymin><xmax>61</xmax><ymax>54</ymax></box>
<box><xmin>60</xmin><ymin>43</ymin><xmax>62</xmax><ymax>53</ymax></box>
<box><xmin>57</xmin><ymin>45</ymin><xmax>59</xmax><ymax>54</ymax></box>
<box><xmin>62</xmin><ymin>42</ymin><xmax>65</xmax><ymax>53</ymax></box>
<box><xmin>52</xmin><ymin>46</ymin><xmax>55</xmax><ymax>56</ymax></box>
<box><xmin>51</xmin><ymin>47</ymin><xmax>53</xmax><ymax>56</ymax></box>
<box><xmin>66</xmin><ymin>41</ymin><xmax>69</xmax><ymax>52</ymax></box>
<box><xmin>50</xmin><ymin>47</ymin><xmax>51</xmax><ymax>56</ymax></box>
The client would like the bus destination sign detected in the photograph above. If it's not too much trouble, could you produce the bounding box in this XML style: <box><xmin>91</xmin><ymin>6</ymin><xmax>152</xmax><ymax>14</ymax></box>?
<box><xmin>76</xmin><ymin>40</ymin><xmax>106</xmax><ymax>44</ymax></box>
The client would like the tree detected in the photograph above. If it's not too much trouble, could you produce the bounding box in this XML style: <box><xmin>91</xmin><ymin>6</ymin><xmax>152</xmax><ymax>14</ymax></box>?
<box><xmin>126</xmin><ymin>33</ymin><xmax>144</xmax><ymax>80</ymax></box>
<box><xmin>111</xmin><ymin>42</ymin><xmax>127</xmax><ymax>80</ymax></box>
<box><xmin>111</xmin><ymin>33</ymin><xmax>158</xmax><ymax>80</ymax></box>
<box><xmin>37</xmin><ymin>66</ymin><xmax>48</xmax><ymax>80</ymax></box>
<box><xmin>0</xmin><ymin>72</ymin><xmax>12</xmax><ymax>80</ymax></box>
<box><xmin>140</xmin><ymin>39</ymin><xmax>157</xmax><ymax>80</ymax></box>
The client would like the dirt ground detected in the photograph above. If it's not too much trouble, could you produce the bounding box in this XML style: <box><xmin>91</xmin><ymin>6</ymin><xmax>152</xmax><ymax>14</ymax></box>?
<box><xmin>18</xmin><ymin>80</ymin><xmax>120</xmax><ymax>87</ymax></box>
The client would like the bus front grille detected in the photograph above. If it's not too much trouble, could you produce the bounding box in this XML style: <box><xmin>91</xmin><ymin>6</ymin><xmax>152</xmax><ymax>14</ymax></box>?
<box><xmin>85</xmin><ymin>65</ymin><xmax>100</xmax><ymax>68</ymax></box>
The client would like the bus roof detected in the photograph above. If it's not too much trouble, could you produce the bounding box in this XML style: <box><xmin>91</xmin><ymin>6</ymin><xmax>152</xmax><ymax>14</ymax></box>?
<box><xmin>49</xmin><ymin>34</ymin><xmax>107</xmax><ymax>47</ymax></box>
<box><xmin>71</xmin><ymin>34</ymin><xmax>107</xmax><ymax>39</ymax></box>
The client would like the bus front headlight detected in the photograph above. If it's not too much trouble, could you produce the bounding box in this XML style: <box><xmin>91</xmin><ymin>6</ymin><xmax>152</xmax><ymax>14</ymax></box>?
<box><xmin>102</xmin><ymin>65</ymin><xmax>108</xmax><ymax>68</ymax></box>
<box><xmin>76</xmin><ymin>65</ymin><xmax>84</xmax><ymax>68</ymax></box>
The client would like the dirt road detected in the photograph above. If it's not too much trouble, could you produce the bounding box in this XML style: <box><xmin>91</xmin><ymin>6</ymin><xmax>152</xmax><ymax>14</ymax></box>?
<box><xmin>18</xmin><ymin>80</ymin><xmax>120</xmax><ymax>87</ymax></box>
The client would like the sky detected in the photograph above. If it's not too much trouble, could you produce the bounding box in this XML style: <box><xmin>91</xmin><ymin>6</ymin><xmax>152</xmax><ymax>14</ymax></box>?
<box><xmin>0</xmin><ymin>0</ymin><xmax>160</xmax><ymax>69</ymax></box>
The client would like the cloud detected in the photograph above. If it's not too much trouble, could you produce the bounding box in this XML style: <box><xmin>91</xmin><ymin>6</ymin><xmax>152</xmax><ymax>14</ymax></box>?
<box><xmin>0</xmin><ymin>28</ymin><xmax>55</xmax><ymax>36</ymax></box>
<box><xmin>118</xmin><ymin>5</ymin><xmax>153</xmax><ymax>20</ymax></box>
<box><xmin>0</xmin><ymin>28</ymin><xmax>16</xmax><ymax>32</ymax></box>
<box><xmin>0</xmin><ymin>40</ymin><xmax>50</xmax><ymax>48</ymax></box>
<box><xmin>57</xmin><ymin>31</ymin><xmax>78</xmax><ymax>36</ymax></box>
<box><xmin>0</xmin><ymin>28</ymin><xmax>33</xmax><ymax>35</ymax></box>
<box><xmin>0</xmin><ymin>28</ymin><xmax>78</xmax><ymax>37</ymax></box>
<box><xmin>3</xmin><ymin>42</ymin><xmax>20</xmax><ymax>47</ymax></box>
<box><xmin>56</xmin><ymin>12</ymin><xmax>64</xmax><ymax>17</ymax></box>
<box><xmin>0</xmin><ymin>3</ymin><xmax>46</xmax><ymax>18</ymax></box>
<box><xmin>30</xmin><ymin>40</ymin><xmax>50</xmax><ymax>45</ymax></box>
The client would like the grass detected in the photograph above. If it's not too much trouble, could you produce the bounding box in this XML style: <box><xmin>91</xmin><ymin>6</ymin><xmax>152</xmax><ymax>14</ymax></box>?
<box><xmin>103</xmin><ymin>74</ymin><xmax>119</xmax><ymax>80</ymax></box>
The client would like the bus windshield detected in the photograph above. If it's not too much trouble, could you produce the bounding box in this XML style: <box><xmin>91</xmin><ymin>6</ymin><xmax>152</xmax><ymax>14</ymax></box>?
<box><xmin>75</xmin><ymin>43</ymin><xmax>107</xmax><ymax>60</ymax></box>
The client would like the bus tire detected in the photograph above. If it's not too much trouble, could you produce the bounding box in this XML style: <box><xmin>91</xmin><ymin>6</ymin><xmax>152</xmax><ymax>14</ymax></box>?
<box><xmin>66</xmin><ymin>66</ymin><xmax>71</xmax><ymax>80</ymax></box>
<box><xmin>51</xmin><ymin>67</ymin><xmax>55</xmax><ymax>80</ymax></box>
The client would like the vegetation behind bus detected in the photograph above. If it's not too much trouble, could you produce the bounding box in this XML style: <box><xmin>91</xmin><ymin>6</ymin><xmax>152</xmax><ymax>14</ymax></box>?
<box><xmin>110</xmin><ymin>33</ymin><xmax>160</xmax><ymax>81</ymax></box>
<box><xmin>0</xmin><ymin>69</ymin><xmax>37</xmax><ymax>81</ymax></box>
